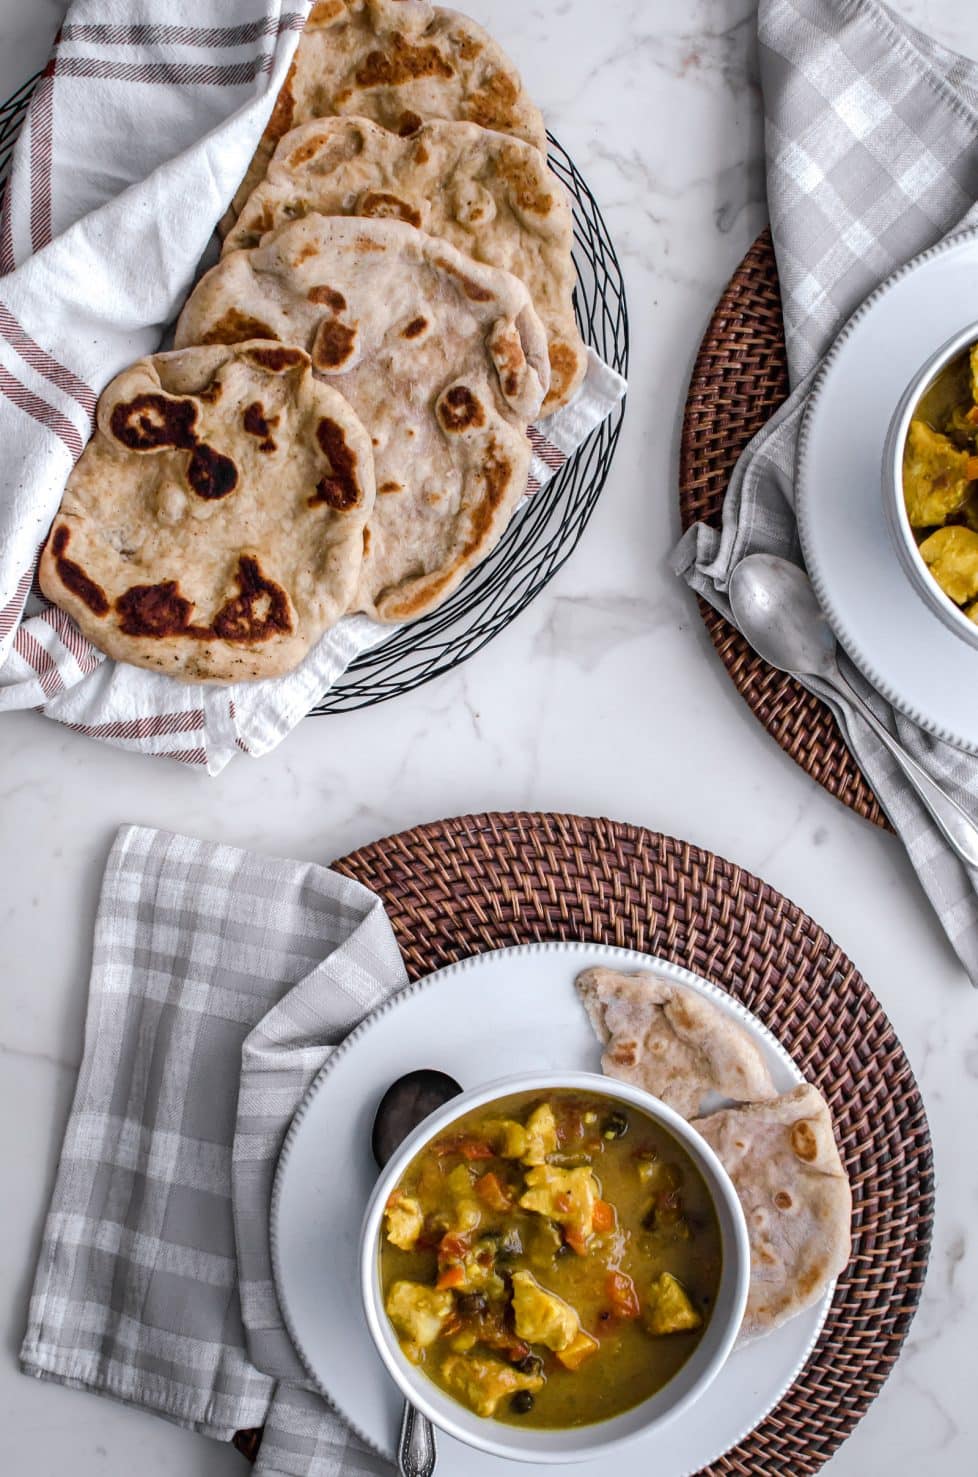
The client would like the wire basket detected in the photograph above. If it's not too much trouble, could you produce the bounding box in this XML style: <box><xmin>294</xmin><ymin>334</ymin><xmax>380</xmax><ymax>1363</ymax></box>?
<box><xmin>0</xmin><ymin>79</ymin><xmax>629</xmax><ymax>715</ymax></box>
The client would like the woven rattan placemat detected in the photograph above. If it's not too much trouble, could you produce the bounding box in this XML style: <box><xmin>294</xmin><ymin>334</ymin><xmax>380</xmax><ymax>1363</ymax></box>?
<box><xmin>679</xmin><ymin>231</ymin><xmax>889</xmax><ymax>831</ymax></box>
<box><xmin>234</xmin><ymin>810</ymin><xmax>933</xmax><ymax>1473</ymax></box>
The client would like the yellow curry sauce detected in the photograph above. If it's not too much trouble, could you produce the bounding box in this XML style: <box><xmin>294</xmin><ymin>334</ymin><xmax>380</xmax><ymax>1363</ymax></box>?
<box><xmin>379</xmin><ymin>1089</ymin><xmax>722</xmax><ymax>1429</ymax></box>
<box><xmin>903</xmin><ymin>344</ymin><xmax>978</xmax><ymax>614</ymax></box>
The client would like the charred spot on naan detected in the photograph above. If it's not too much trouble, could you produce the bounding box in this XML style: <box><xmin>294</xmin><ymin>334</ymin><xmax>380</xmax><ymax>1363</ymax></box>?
<box><xmin>245</xmin><ymin>345</ymin><xmax>305</xmax><ymax>374</ymax></box>
<box><xmin>307</xmin><ymin>0</ymin><xmax>345</xmax><ymax>23</ymax></box>
<box><xmin>232</xmin><ymin>202</ymin><xmax>277</xmax><ymax>249</ymax></box>
<box><xmin>111</xmin><ymin>388</ymin><xmax>238</xmax><ymax>499</ymax></box>
<box><xmin>292</xmin><ymin>240</ymin><xmax>323</xmax><ymax>266</ymax></box>
<box><xmin>609</xmin><ymin>1041</ymin><xmax>639</xmax><ymax>1069</ymax></box>
<box><xmin>451</xmin><ymin>178</ymin><xmax>496</xmax><ymax>228</ymax></box>
<box><xmin>116</xmin><ymin>557</ymin><xmax>294</xmax><ymax>645</ymax></box>
<box><xmin>790</xmin><ymin>1121</ymin><xmax>819</xmax><ymax>1163</ymax></box>
<box><xmin>265</xmin><ymin>56</ymin><xmax>297</xmax><ymax>147</ymax></box>
<box><xmin>465</xmin><ymin>69</ymin><xmax>522</xmax><ymax>134</ymax></box>
<box><xmin>212</xmin><ymin>555</ymin><xmax>293</xmax><ymax>642</ymax></box>
<box><xmin>488</xmin><ymin>320</ymin><xmax>529</xmax><ymax>403</ymax></box>
<box><xmin>200</xmin><ymin>309</ymin><xmax>278</xmax><ymax>347</ymax></box>
<box><xmin>451</xmin><ymin>29</ymin><xmax>483</xmax><ymax>62</ymax></box>
<box><xmin>287</xmin><ymin>120</ymin><xmax>366</xmax><ymax>178</ymax></box>
<box><xmin>110</xmin><ymin>393</ymin><xmax>198</xmax><ymax>452</ymax></box>
<box><xmin>397</xmin><ymin>111</ymin><xmax>424</xmax><ymax>137</ymax></box>
<box><xmin>358</xmin><ymin>190</ymin><xmax>422</xmax><ymax>227</ymax></box>
<box><xmin>49</xmin><ymin>526</ymin><xmax>109</xmax><ymax>616</ymax></box>
<box><xmin>308</xmin><ymin>284</ymin><xmax>348</xmax><ymax>313</ymax></box>
<box><xmin>289</xmin><ymin>135</ymin><xmax>328</xmax><ymax>168</ymax></box>
<box><xmin>401</xmin><ymin>315</ymin><xmax>429</xmax><ymax>340</ymax></box>
<box><xmin>354</xmin><ymin>37</ymin><xmax>454</xmax><ymax>90</ymax></box>
<box><xmin>437</xmin><ymin>385</ymin><xmax>487</xmax><ymax>434</ymax></box>
<box><xmin>310</xmin><ymin>417</ymin><xmax>362</xmax><ymax>510</ymax></box>
<box><xmin>548</xmin><ymin>341</ymin><xmax>583</xmax><ymax>410</ymax></box>
<box><xmin>499</xmin><ymin>149</ymin><xmax>555</xmax><ymax>215</ymax></box>
<box><xmin>116</xmin><ymin>579</ymin><xmax>201</xmax><ymax>638</ymax></box>
<box><xmin>312</xmin><ymin>318</ymin><xmax>359</xmax><ymax>372</ymax></box>
<box><xmin>434</xmin><ymin>255</ymin><xmax>494</xmax><ymax>302</ymax></box>
<box><xmin>378</xmin><ymin>480</ymin><xmax>403</xmax><ymax>495</ymax></box>
<box><xmin>243</xmin><ymin>402</ymin><xmax>279</xmax><ymax>453</ymax></box>
<box><xmin>252</xmin><ymin>203</ymin><xmax>279</xmax><ymax>237</ymax></box>
<box><xmin>187</xmin><ymin>444</ymin><xmax>239</xmax><ymax>500</ymax></box>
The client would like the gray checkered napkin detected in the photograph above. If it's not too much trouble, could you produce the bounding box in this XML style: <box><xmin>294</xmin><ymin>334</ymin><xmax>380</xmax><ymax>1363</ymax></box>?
<box><xmin>21</xmin><ymin>825</ymin><xmax>409</xmax><ymax>1475</ymax></box>
<box><xmin>673</xmin><ymin>0</ymin><xmax>978</xmax><ymax>983</ymax></box>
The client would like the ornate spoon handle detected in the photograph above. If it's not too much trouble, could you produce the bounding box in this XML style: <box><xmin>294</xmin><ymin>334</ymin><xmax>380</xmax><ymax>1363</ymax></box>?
<box><xmin>398</xmin><ymin>1398</ymin><xmax>437</xmax><ymax>1477</ymax></box>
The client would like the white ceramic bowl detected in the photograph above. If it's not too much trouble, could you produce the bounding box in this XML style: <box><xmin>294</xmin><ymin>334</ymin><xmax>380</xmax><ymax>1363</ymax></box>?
<box><xmin>360</xmin><ymin>1070</ymin><xmax>750</xmax><ymax>1466</ymax></box>
<box><xmin>883</xmin><ymin>321</ymin><xmax>978</xmax><ymax>650</ymax></box>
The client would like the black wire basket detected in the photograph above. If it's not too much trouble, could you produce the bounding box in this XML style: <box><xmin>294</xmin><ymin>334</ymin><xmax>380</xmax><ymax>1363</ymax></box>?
<box><xmin>0</xmin><ymin>78</ymin><xmax>629</xmax><ymax>715</ymax></box>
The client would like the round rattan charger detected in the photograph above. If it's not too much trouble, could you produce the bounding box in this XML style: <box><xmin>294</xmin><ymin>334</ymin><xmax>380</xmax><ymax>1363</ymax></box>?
<box><xmin>679</xmin><ymin>231</ymin><xmax>889</xmax><ymax>831</ymax></box>
<box><xmin>233</xmin><ymin>810</ymin><xmax>932</xmax><ymax>1474</ymax></box>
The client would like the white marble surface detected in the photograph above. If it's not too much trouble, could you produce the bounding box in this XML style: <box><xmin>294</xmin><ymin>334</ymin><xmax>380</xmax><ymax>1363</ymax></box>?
<box><xmin>0</xmin><ymin>1</ymin><xmax>975</xmax><ymax>1473</ymax></box>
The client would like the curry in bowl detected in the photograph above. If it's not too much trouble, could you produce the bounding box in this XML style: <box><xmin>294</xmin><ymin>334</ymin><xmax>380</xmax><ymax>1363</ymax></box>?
<box><xmin>902</xmin><ymin>343</ymin><xmax>978</xmax><ymax>614</ymax></box>
<box><xmin>378</xmin><ymin>1088</ymin><xmax>722</xmax><ymax>1430</ymax></box>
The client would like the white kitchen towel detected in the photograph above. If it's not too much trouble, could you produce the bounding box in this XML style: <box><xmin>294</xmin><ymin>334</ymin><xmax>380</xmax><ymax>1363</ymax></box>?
<box><xmin>0</xmin><ymin>5</ymin><xmax>626</xmax><ymax>773</ymax></box>
<box><xmin>21</xmin><ymin>824</ymin><xmax>411</xmax><ymax>1476</ymax></box>
<box><xmin>672</xmin><ymin>0</ymin><xmax>978</xmax><ymax>985</ymax></box>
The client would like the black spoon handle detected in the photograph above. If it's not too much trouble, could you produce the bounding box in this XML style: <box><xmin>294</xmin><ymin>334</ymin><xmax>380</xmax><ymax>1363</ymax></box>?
<box><xmin>398</xmin><ymin>1398</ymin><xmax>437</xmax><ymax>1477</ymax></box>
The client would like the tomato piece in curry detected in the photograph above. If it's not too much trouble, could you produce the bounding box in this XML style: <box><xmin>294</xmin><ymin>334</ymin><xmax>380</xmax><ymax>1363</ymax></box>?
<box><xmin>379</xmin><ymin>1089</ymin><xmax>722</xmax><ymax>1429</ymax></box>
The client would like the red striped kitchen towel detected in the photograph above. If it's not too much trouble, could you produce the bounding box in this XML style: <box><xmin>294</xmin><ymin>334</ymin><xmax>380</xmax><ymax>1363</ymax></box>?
<box><xmin>0</xmin><ymin>1</ymin><xmax>626</xmax><ymax>773</ymax></box>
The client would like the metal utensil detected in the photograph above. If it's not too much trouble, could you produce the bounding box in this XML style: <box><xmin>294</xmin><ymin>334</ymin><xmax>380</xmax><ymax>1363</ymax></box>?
<box><xmin>371</xmin><ymin>1069</ymin><xmax>463</xmax><ymax>1477</ymax></box>
<box><xmin>729</xmin><ymin>552</ymin><xmax>978</xmax><ymax>868</ymax></box>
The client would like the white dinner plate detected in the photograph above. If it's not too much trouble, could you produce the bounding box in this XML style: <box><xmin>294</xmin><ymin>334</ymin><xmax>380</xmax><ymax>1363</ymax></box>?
<box><xmin>271</xmin><ymin>942</ymin><xmax>832</xmax><ymax>1476</ymax></box>
<box><xmin>797</xmin><ymin>226</ymin><xmax>978</xmax><ymax>752</ymax></box>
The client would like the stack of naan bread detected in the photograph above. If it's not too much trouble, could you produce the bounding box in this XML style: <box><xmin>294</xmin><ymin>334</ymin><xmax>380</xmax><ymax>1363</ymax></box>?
<box><xmin>577</xmin><ymin>967</ymin><xmax>853</xmax><ymax>1341</ymax></box>
<box><xmin>39</xmin><ymin>0</ymin><xmax>587</xmax><ymax>684</ymax></box>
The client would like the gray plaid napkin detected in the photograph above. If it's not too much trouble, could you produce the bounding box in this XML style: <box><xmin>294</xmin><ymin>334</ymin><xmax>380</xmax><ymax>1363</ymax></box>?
<box><xmin>673</xmin><ymin>0</ymin><xmax>978</xmax><ymax>984</ymax></box>
<box><xmin>20</xmin><ymin>825</ymin><xmax>408</xmax><ymax>1475</ymax></box>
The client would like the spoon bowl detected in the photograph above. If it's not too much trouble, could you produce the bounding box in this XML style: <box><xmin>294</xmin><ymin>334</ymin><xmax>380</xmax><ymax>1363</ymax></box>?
<box><xmin>372</xmin><ymin>1069</ymin><xmax>463</xmax><ymax>1169</ymax></box>
<box><xmin>728</xmin><ymin>554</ymin><xmax>837</xmax><ymax>679</ymax></box>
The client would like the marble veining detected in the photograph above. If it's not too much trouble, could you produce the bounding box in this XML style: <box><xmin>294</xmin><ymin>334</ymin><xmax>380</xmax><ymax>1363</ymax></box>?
<box><xmin>1</xmin><ymin>1</ymin><xmax>977</xmax><ymax>1474</ymax></box>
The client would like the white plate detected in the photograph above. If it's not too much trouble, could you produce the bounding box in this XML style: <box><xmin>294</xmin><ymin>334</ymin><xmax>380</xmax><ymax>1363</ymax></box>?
<box><xmin>797</xmin><ymin>226</ymin><xmax>978</xmax><ymax>752</ymax></box>
<box><xmin>271</xmin><ymin>943</ymin><xmax>831</xmax><ymax>1477</ymax></box>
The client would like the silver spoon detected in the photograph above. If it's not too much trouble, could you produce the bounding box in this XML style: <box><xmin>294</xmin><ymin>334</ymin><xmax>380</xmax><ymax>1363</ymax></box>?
<box><xmin>371</xmin><ymin>1069</ymin><xmax>463</xmax><ymax>1477</ymax></box>
<box><xmin>729</xmin><ymin>552</ymin><xmax>978</xmax><ymax>869</ymax></box>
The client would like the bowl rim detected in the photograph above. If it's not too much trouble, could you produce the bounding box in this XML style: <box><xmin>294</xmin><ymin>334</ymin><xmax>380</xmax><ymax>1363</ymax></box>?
<box><xmin>882</xmin><ymin>319</ymin><xmax>978</xmax><ymax>649</ymax></box>
<box><xmin>359</xmin><ymin>1069</ymin><xmax>751</xmax><ymax>1465</ymax></box>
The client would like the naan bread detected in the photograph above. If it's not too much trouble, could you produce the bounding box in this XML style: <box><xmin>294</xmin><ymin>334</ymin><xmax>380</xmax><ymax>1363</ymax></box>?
<box><xmin>175</xmin><ymin>214</ymin><xmax>550</xmax><ymax>623</ymax></box>
<box><xmin>692</xmin><ymin>1085</ymin><xmax>852</xmax><ymax>1339</ymax></box>
<box><xmin>225</xmin><ymin>117</ymin><xmax>585</xmax><ymax>414</ymax></box>
<box><xmin>228</xmin><ymin>0</ymin><xmax>548</xmax><ymax>232</ymax></box>
<box><xmin>38</xmin><ymin>342</ymin><xmax>375</xmax><ymax>683</ymax></box>
<box><xmin>576</xmin><ymin>967</ymin><xmax>777</xmax><ymax>1119</ymax></box>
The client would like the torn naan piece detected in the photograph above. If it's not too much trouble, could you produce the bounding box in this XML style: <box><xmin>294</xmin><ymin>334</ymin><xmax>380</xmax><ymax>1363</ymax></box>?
<box><xmin>692</xmin><ymin>1084</ymin><xmax>852</xmax><ymax>1338</ymax></box>
<box><xmin>225</xmin><ymin>117</ymin><xmax>586</xmax><ymax>414</ymax></box>
<box><xmin>175</xmin><ymin>214</ymin><xmax>550</xmax><ymax>623</ymax></box>
<box><xmin>38</xmin><ymin>342</ymin><xmax>375</xmax><ymax>683</ymax></box>
<box><xmin>227</xmin><ymin>0</ymin><xmax>548</xmax><ymax>232</ymax></box>
<box><xmin>576</xmin><ymin>966</ymin><xmax>777</xmax><ymax>1119</ymax></box>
